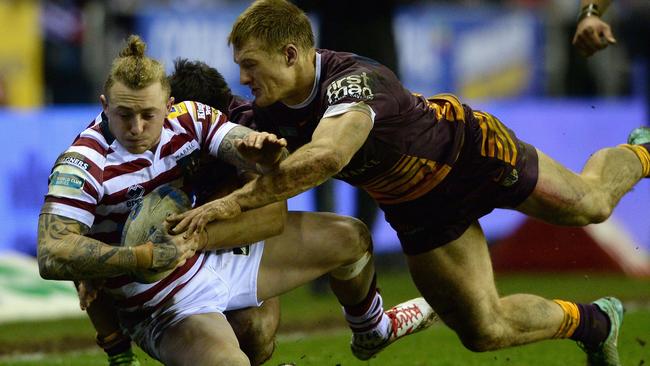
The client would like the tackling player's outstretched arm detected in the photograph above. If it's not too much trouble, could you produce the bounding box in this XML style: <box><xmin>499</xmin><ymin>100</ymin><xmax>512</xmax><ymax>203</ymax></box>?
<box><xmin>235</xmin><ymin>110</ymin><xmax>372</xmax><ymax>209</ymax></box>
<box><xmin>38</xmin><ymin>208</ymin><xmax>195</xmax><ymax>280</ymax></box>
<box><xmin>217</xmin><ymin>125</ymin><xmax>288</xmax><ymax>174</ymax></box>
<box><xmin>169</xmin><ymin>109</ymin><xmax>372</xmax><ymax>235</ymax></box>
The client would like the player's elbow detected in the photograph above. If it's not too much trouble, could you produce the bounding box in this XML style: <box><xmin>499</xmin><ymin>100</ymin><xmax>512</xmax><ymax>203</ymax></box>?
<box><xmin>37</xmin><ymin>243</ymin><xmax>66</xmax><ymax>280</ymax></box>
<box><xmin>315</xmin><ymin>147</ymin><xmax>348</xmax><ymax>176</ymax></box>
<box><xmin>37</xmin><ymin>255</ymin><xmax>61</xmax><ymax>280</ymax></box>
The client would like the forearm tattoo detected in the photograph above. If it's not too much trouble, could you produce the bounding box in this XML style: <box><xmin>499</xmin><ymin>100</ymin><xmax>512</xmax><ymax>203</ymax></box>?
<box><xmin>151</xmin><ymin>244</ymin><xmax>179</xmax><ymax>270</ymax></box>
<box><xmin>148</xmin><ymin>228</ymin><xmax>179</xmax><ymax>270</ymax></box>
<box><xmin>237</xmin><ymin>146</ymin><xmax>337</xmax><ymax>210</ymax></box>
<box><xmin>219</xmin><ymin>126</ymin><xmax>259</xmax><ymax>171</ymax></box>
<box><xmin>37</xmin><ymin>213</ymin><xmax>137</xmax><ymax>280</ymax></box>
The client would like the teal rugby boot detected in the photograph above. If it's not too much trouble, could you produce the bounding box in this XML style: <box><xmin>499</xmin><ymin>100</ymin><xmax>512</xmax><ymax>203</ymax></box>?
<box><xmin>578</xmin><ymin>297</ymin><xmax>624</xmax><ymax>366</ymax></box>
<box><xmin>627</xmin><ymin>126</ymin><xmax>650</xmax><ymax>145</ymax></box>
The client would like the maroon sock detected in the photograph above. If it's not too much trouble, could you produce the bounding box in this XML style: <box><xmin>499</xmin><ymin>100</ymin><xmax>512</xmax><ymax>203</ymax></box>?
<box><xmin>342</xmin><ymin>274</ymin><xmax>377</xmax><ymax>316</ymax></box>
<box><xmin>569</xmin><ymin>303</ymin><xmax>611</xmax><ymax>349</ymax></box>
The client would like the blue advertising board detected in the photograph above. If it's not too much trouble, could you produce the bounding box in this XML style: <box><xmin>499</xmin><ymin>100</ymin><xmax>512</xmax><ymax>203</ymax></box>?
<box><xmin>0</xmin><ymin>99</ymin><xmax>647</xmax><ymax>255</ymax></box>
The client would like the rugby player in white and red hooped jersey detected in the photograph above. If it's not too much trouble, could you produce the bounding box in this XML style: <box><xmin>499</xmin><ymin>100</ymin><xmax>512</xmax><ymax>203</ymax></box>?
<box><xmin>37</xmin><ymin>35</ymin><xmax>287</xmax><ymax>365</ymax></box>
<box><xmin>37</xmin><ymin>35</ymin><xmax>413</xmax><ymax>366</ymax></box>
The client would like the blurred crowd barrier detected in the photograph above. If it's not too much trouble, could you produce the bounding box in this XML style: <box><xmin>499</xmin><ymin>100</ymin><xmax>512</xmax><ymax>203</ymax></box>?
<box><xmin>0</xmin><ymin>1</ymin><xmax>644</xmax><ymax>106</ymax></box>
<box><xmin>136</xmin><ymin>4</ymin><xmax>544</xmax><ymax>100</ymax></box>
<box><xmin>2</xmin><ymin>99</ymin><xmax>648</xmax><ymax>257</ymax></box>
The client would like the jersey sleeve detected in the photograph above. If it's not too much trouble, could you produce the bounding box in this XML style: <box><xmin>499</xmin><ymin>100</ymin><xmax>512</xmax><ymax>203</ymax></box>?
<box><xmin>168</xmin><ymin>101</ymin><xmax>238</xmax><ymax>158</ymax></box>
<box><xmin>42</xmin><ymin>144</ymin><xmax>105</xmax><ymax>228</ymax></box>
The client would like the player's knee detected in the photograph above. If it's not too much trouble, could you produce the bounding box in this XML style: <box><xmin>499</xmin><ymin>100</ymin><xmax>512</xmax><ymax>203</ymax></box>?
<box><xmin>571</xmin><ymin>201</ymin><xmax>611</xmax><ymax>226</ymax></box>
<box><xmin>336</xmin><ymin>216</ymin><xmax>372</xmax><ymax>259</ymax></box>
<box><xmin>228</xmin><ymin>301</ymin><xmax>280</xmax><ymax>365</ymax></box>
<box><xmin>456</xmin><ymin>327</ymin><xmax>503</xmax><ymax>353</ymax></box>
<box><xmin>441</xmin><ymin>311</ymin><xmax>504</xmax><ymax>353</ymax></box>
<box><xmin>164</xmin><ymin>344</ymin><xmax>250</xmax><ymax>366</ymax></box>
<box><xmin>209</xmin><ymin>347</ymin><xmax>250</xmax><ymax>366</ymax></box>
<box><xmin>586</xmin><ymin>203</ymin><xmax>612</xmax><ymax>224</ymax></box>
<box><xmin>247</xmin><ymin>340</ymin><xmax>275</xmax><ymax>366</ymax></box>
<box><xmin>237</xmin><ymin>319</ymin><xmax>277</xmax><ymax>365</ymax></box>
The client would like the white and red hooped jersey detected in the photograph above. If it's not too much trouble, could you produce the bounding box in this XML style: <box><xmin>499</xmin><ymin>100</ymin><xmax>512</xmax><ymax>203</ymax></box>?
<box><xmin>42</xmin><ymin>101</ymin><xmax>237</xmax><ymax>311</ymax></box>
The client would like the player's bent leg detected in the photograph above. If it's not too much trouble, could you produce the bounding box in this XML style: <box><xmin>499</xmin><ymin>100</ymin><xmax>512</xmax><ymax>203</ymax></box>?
<box><xmin>407</xmin><ymin>221</ymin><xmax>566</xmax><ymax>351</ymax></box>
<box><xmin>158</xmin><ymin>312</ymin><xmax>249</xmax><ymax>366</ymax></box>
<box><xmin>85</xmin><ymin>288</ymin><xmax>140</xmax><ymax>366</ymax></box>
<box><xmin>258</xmin><ymin>211</ymin><xmax>436</xmax><ymax>360</ymax></box>
<box><xmin>257</xmin><ymin>211</ymin><xmax>373</xmax><ymax>301</ymax></box>
<box><xmin>225</xmin><ymin>297</ymin><xmax>280</xmax><ymax>366</ymax></box>
<box><xmin>517</xmin><ymin>148</ymin><xmax>643</xmax><ymax>226</ymax></box>
<box><xmin>407</xmin><ymin>221</ymin><xmax>620</xmax><ymax>360</ymax></box>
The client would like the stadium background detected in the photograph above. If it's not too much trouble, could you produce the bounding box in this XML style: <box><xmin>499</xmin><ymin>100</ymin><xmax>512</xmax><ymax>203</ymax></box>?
<box><xmin>0</xmin><ymin>1</ymin><xmax>648</xmax><ymax>364</ymax></box>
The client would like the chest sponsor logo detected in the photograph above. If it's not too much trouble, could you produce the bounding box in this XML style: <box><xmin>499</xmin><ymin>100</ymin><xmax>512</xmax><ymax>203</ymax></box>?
<box><xmin>49</xmin><ymin>172</ymin><xmax>85</xmax><ymax>189</ymax></box>
<box><xmin>126</xmin><ymin>184</ymin><xmax>145</xmax><ymax>209</ymax></box>
<box><xmin>326</xmin><ymin>72</ymin><xmax>374</xmax><ymax>105</ymax></box>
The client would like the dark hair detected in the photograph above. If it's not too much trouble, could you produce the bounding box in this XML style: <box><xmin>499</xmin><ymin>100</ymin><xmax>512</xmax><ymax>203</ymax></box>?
<box><xmin>168</xmin><ymin>58</ymin><xmax>232</xmax><ymax>111</ymax></box>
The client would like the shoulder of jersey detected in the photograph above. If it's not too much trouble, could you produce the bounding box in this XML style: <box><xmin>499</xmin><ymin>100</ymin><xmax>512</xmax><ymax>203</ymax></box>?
<box><xmin>167</xmin><ymin>101</ymin><xmax>191</xmax><ymax>120</ymax></box>
<box><xmin>168</xmin><ymin>101</ymin><xmax>223</xmax><ymax>122</ymax></box>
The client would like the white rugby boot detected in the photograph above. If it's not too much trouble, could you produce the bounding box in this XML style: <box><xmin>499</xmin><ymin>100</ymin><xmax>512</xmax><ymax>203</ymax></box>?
<box><xmin>350</xmin><ymin>297</ymin><xmax>438</xmax><ymax>360</ymax></box>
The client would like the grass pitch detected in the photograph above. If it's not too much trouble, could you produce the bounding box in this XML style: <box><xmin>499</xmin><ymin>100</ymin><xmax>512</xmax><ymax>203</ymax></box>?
<box><xmin>1</xmin><ymin>269</ymin><xmax>648</xmax><ymax>365</ymax></box>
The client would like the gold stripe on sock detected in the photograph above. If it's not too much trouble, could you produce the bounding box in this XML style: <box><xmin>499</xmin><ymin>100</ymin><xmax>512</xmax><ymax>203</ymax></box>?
<box><xmin>552</xmin><ymin>300</ymin><xmax>580</xmax><ymax>339</ymax></box>
<box><xmin>619</xmin><ymin>143</ymin><xmax>650</xmax><ymax>177</ymax></box>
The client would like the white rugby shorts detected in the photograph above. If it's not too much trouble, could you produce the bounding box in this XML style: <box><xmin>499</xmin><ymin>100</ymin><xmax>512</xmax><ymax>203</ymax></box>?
<box><xmin>127</xmin><ymin>241</ymin><xmax>265</xmax><ymax>359</ymax></box>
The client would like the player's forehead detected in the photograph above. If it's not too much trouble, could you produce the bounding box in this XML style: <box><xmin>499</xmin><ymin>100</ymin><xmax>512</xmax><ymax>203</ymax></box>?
<box><xmin>108</xmin><ymin>82</ymin><xmax>166</xmax><ymax>110</ymax></box>
<box><xmin>234</xmin><ymin>38</ymin><xmax>272</xmax><ymax>64</ymax></box>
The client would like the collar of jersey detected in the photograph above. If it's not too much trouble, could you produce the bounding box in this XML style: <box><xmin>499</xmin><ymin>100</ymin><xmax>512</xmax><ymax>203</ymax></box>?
<box><xmin>284</xmin><ymin>52</ymin><xmax>321</xmax><ymax>110</ymax></box>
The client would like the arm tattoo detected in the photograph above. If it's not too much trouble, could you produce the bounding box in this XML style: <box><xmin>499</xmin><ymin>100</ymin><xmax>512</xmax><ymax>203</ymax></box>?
<box><xmin>218</xmin><ymin>126</ymin><xmax>260</xmax><ymax>171</ymax></box>
<box><xmin>148</xmin><ymin>228</ymin><xmax>180</xmax><ymax>270</ymax></box>
<box><xmin>151</xmin><ymin>244</ymin><xmax>179</xmax><ymax>269</ymax></box>
<box><xmin>37</xmin><ymin>214</ymin><xmax>137</xmax><ymax>280</ymax></box>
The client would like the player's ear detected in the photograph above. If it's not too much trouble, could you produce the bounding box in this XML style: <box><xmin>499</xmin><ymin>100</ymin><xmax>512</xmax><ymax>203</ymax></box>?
<box><xmin>167</xmin><ymin>96</ymin><xmax>175</xmax><ymax>111</ymax></box>
<box><xmin>285</xmin><ymin>44</ymin><xmax>298</xmax><ymax>66</ymax></box>
<box><xmin>100</xmin><ymin>94</ymin><xmax>109</xmax><ymax>112</ymax></box>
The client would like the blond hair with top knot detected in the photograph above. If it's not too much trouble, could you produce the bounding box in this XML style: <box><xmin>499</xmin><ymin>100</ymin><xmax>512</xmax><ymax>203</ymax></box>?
<box><xmin>103</xmin><ymin>35</ymin><xmax>170</xmax><ymax>99</ymax></box>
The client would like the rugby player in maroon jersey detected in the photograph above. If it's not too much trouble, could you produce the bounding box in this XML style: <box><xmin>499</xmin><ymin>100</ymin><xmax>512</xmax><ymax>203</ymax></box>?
<box><xmin>169</xmin><ymin>1</ymin><xmax>650</xmax><ymax>364</ymax></box>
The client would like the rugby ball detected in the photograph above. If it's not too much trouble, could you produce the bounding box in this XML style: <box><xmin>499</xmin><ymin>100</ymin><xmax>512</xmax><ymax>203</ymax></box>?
<box><xmin>121</xmin><ymin>184</ymin><xmax>192</xmax><ymax>283</ymax></box>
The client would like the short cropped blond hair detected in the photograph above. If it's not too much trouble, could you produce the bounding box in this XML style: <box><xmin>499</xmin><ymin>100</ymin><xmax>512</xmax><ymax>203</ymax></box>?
<box><xmin>103</xmin><ymin>35</ymin><xmax>170</xmax><ymax>98</ymax></box>
<box><xmin>228</xmin><ymin>0</ymin><xmax>314</xmax><ymax>52</ymax></box>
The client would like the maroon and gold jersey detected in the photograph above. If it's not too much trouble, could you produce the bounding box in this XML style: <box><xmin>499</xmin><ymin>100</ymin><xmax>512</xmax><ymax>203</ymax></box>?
<box><xmin>245</xmin><ymin>50</ymin><xmax>538</xmax><ymax>253</ymax></box>
<box><xmin>250</xmin><ymin>49</ymin><xmax>477</xmax><ymax>205</ymax></box>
